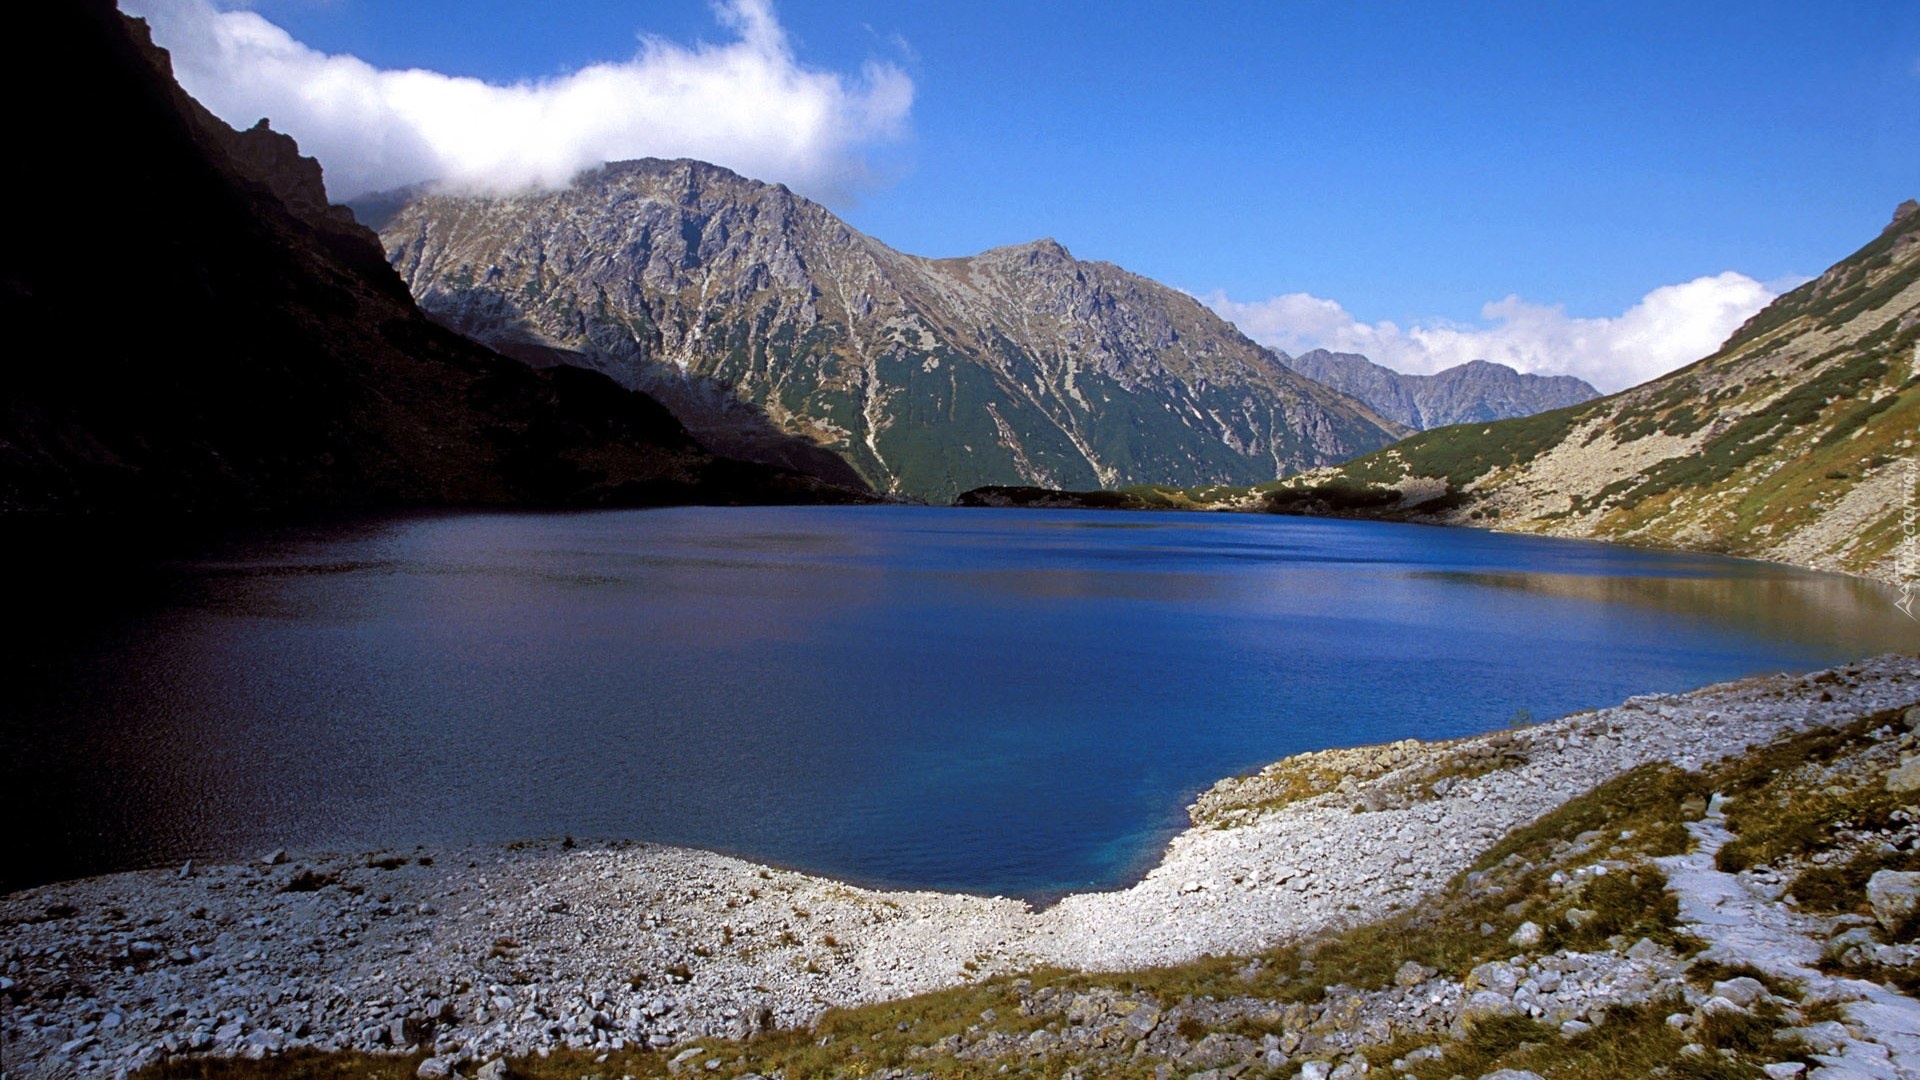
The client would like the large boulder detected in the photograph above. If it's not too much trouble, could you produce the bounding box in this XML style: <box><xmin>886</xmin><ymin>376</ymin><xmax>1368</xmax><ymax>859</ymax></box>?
<box><xmin>1867</xmin><ymin>870</ymin><xmax>1920</xmax><ymax>931</ymax></box>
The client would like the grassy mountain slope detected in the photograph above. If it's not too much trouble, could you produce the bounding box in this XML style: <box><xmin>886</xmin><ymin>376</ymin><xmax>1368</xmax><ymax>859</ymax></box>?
<box><xmin>1230</xmin><ymin>203</ymin><xmax>1920</xmax><ymax>583</ymax></box>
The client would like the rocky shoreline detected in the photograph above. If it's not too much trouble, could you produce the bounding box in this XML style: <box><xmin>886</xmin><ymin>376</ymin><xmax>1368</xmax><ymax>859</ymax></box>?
<box><xmin>4</xmin><ymin>655</ymin><xmax>1918</xmax><ymax>1078</ymax></box>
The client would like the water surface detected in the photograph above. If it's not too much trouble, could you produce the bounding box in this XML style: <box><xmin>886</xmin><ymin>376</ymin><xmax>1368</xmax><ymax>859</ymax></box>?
<box><xmin>4</xmin><ymin>507</ymin><xmax>1913</xmax><ymax>899</ymax></box>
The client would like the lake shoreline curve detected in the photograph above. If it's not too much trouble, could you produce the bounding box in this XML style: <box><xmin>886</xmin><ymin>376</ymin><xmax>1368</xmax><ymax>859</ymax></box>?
<box><xmin>5</xmin><ymin>653</ymin><xmax>1919</xmax><ymax>1076</ymax></box>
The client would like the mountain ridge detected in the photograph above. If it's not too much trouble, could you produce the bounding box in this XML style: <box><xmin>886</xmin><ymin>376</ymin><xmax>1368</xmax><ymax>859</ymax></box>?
<box><xmin>1276</xmin><ymin>350</ymin><xmax>1601</xmax><ymax>429</ymax></box>
<box><xmin>370</xmin><ymin>158</ymin><xmax>1408</xmax><ymax>501</ymax></box>
<box><xmin>0</xmin><ymin>8</ymin><xmax>861</xmax><ymax>517</ymax></box>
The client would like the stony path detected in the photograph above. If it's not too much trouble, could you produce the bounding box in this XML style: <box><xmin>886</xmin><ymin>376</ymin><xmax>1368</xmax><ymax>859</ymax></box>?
<box><xmin>3</xmin><ymin>655</ymin><xmax>1917</xmax><ymax>1077</ymax></box>
<box><xmin>1660</xmin><ymin>815</ymin><xmax>1920</xmax><ymax>1079</ymax></box>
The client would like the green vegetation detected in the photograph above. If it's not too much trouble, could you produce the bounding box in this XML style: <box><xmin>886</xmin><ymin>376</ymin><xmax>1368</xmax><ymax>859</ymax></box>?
<box><xmin>1263</xmin><ymin>479</ymin><xmax>1401</xmax><ymax>514</ymax></box>
<box><xmin>1714</xmin><ymin>705</ymin><xmax>1914</xmax><ymax>875</ymax></box>
<box><xmin>1328</xmin><ymin>402</ymin><xmax>1596</xmax><ymax>490</ymax></box>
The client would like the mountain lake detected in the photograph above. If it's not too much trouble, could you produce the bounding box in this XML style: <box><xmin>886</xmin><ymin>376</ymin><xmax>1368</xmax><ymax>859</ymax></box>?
<box><xmin>5</xmin><ymin>505</ymin><xmax>1916</xmax><ymax>900</ymax></box>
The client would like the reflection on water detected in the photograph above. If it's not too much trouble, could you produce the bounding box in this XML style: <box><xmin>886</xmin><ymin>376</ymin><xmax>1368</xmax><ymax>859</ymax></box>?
<box><xmin>3</xmin><ymin>507</ymin><xmax>1914</xmax><ymax>901</ymax></box>
<box><xmin>1409</xmin><ymin>569</ymin><xmax>1906</xmax><ymax>658</ymax></box>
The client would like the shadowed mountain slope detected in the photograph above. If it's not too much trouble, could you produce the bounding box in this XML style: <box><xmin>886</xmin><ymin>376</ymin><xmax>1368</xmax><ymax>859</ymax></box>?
<box><xmin>0</xmin><ymin>3</ymin><xmax>860</xmax><ymax>517</ymax></box>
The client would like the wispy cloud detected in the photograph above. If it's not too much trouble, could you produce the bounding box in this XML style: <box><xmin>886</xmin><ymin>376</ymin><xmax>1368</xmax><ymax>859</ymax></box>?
<box><xmin>1206</xmin><ymin>273</ymin><xmax>1779</xmax><ymax>393</ymax></box>
<box><xmin>121</xmin><ymin>0</ymin><xmax>914</xmax><ymax>201</ymax></box>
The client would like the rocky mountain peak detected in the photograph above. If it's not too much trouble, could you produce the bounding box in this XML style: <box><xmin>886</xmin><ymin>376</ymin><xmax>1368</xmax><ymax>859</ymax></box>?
<box><xmin>592</xmin><ymin>157</ymin><xmax>784</xmax><ymax>202</ymax></box>
<box><xmin>1891</xmin><ymin>198</ymin><xmax>1918</xmax><ymax>229</ymax></box>
<box><xmin>1276</xmin><ymin>350</ymin><xmax>1599</xmax><ymax>430</ymax></box>
<box><xmin>969</xmin><ymin>237</ymin><xmax>1078</xmax><ymax>274</ymax></box>
<box><xmin>219</xmin><ymin>117</ymin><xmax>347</xmax><ymax>228</ymax></box>
<box><xmin>374</xmin><ymin>170</ymin><xmax>1404</xmax><ymax>500</ymax></box>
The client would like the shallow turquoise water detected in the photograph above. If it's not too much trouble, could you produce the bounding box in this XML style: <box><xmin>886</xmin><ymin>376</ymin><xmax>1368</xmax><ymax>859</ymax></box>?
<box><xmin>4</xmin><ymin>506</ymin><xmax>1914</xmax><ymax>899</ymax></box>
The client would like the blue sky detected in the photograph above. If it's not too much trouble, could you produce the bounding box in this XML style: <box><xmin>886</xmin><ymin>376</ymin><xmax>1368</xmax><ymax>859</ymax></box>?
<box><xmin>128</xmin><ymin>0</ymin><xmax>1920</xmax><ymax>389</ymax></box>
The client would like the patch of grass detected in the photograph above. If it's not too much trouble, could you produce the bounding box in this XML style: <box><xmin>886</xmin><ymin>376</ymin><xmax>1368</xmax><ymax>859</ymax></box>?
<box><xmin>1790</xmin><ymin>849</ymin><xmax>1920</xmax><ymax>914</ymax></box>
<box><xmin>1478</xmin><ymin>763</ymin><xmax>1707</xmax><ymax>870</ymax></box>
<box><xmin>1713</xmin><ymin>706</ymin><xmax>1913</xmax><ymax>873</ymax></box>
<box><xmin>1543</xmin><ymin>867</ymin><xmax>1685</xmax><ymax>954</ymax></box>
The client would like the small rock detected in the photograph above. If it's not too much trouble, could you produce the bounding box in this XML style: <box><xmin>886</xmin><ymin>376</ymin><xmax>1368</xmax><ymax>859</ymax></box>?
<box><xmin>1559</xmin><ymin>1019</ymin><xmax>1592</xmax><ymax>1038</ymax></box>
<box><xmin>1470</xmin><ymin>961</ymin><xmax>1520</xmax><ymax>994</ymax></box>
<box><xmin>1867</xmin><ymin>870</ymin><xmax>1920</xmax><ymax>931</ymax></box>
<box><xmin>1480</xmin><ymin>1072</ymin><xmax>1546</xmax><ymax>1080</ymax></box>
<box><xmin>1781</xmin><ymin>1020</ymin><xmax>1850</xmax><ymax>1053</ymax></box>
<box><xmin>1699</xmin><ymin>996</ymin><xmax>1746</xmax><ymax>1018</ymax></box>
<box><xmin>1461</xmin><ymin>989</ymin><xmax>1518</xmax><ymax>1020</ymax></box>
<box><xmin>1625</xmin><ymin>937</ymin><xmax>1661</xmax><ymax>961</ymax></box>
<box><xmin>261</xmin><ymin>848</ymin><xmax>288</xmax><ymax>866</ymax></box>
<box><xmin>476</xmin><ymin>1061</ymin><xmax>510</xmax><ymax>1080</ymax></box>
<box><xmin>1889</xmin><ymin>757</ymin><xmax>1920</xmax><ymax>793</ymax></box>
<box><xmin>1393</xmin><ymin>960</ymin><xmax>1430</xmax><ymax>987</ymax></box>
<box><xmin>1763</xmin><ymin>1064</ymin><xmax>1806</xmax><ymax>1079</ymax></box>
<box><xmin>1710</xmin><ymin>977</ymin><xmax>1766</xmax><ymax>1007</ymax></box>
<box><xmin>1508</xmin><ymin>921</ymin><xmax>1543</xmax><ymax>948</ymax></box>
<box><xmin>416</xmin><ymin>1057</ymin><xmax>454</xmax><ymax>1079</ymax></box>
<box><xmin>1298</xmin><ymin>1062</ymin><xmax>1331</xmax><ymax>1080</ymax></box>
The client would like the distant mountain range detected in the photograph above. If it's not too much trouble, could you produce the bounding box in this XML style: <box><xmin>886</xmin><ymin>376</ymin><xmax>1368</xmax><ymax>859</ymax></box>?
<box><xmin>362</xmin><ymin>160</ymin><xmax>1408</xmax><ymax>502</ymax></box>
<box><xmin>1274</xmin><ymin>351</ymin><xmax>1599</xmax><ymax>430</ymax></box>
<box><xmin>0</xmin><ymin>4</ymin><xmax>856</xmax><ymax>516</ymax></box>
<box><xmin>1255</xmin><ymin>200</ymin><xmax>1920</xmax><ymax>583</ymax></box>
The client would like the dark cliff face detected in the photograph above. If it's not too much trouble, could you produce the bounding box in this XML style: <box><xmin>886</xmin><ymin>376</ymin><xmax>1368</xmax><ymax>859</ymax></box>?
<box><xmin>372</xmin><ymin>160</ymin><xmax>1407</xmax><ymax>502</ymax></box>
<box><xmin>1279</xmin><ymin>351</ymin><xmax>1600</xmax><ymax>430</ymax></box>
<box><xmin>0</xmin><ymin>3</ymin><xmax>861</xmax><ymax>516</ymax></box>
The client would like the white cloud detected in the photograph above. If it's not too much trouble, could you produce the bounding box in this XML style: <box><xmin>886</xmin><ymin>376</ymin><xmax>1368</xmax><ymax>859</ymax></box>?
<box><xmin>1206</xmin><ymin>272</ymin><xmax>1780</xmax><ymax>393</ymax></box>
<box><xmin>120</xmin><ymin>0</ymin><xmax>914</xmax><ymax>201</ymax></box>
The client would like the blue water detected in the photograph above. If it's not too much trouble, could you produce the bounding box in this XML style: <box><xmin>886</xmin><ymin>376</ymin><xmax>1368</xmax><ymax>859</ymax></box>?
<box><xmin>4</xmin><ymin>506</ymin><xmax>1914</xmax><ymax>899</ymax></box>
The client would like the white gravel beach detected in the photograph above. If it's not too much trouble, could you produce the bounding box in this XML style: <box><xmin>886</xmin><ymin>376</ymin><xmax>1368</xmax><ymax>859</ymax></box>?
<box><xmin>4</xmin><ymin>654</ymin><xmax>1917</xmax><ymax>1078</ymax></box>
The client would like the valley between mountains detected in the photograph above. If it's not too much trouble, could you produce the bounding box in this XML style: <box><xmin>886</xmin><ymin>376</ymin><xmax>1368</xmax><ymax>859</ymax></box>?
<box><xmin>965</xmin><ymin>201</ymin><xmax>1920</xmax><ymax>588</ymax></box>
